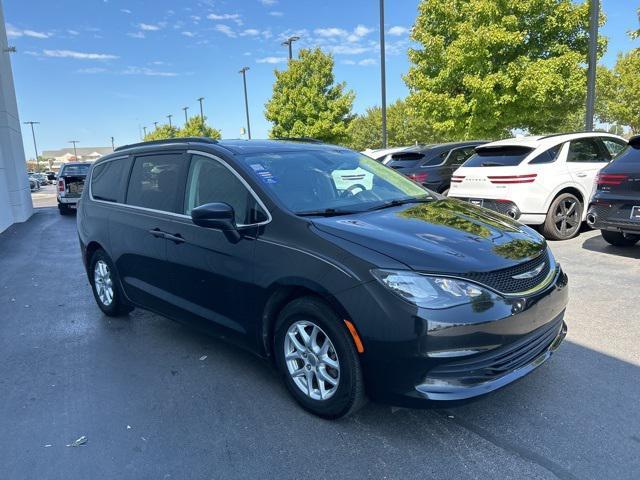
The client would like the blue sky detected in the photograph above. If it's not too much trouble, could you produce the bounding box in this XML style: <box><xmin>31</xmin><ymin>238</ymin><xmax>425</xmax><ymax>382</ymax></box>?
<box><xmin>5</xmin><ymin>0</ymin><xmax>639</xmax><ymax>156</ymax></box>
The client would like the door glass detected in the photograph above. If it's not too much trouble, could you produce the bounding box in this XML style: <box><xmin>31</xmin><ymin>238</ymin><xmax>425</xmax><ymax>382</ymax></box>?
<box><xmin>601</xmin><ymin>139</ymin><xmax>627</xmax><ymax>159</ymax></box>
<box><xmin>185</xmin><ymin>155</ymin><xmax>266</xmax><ymax>224</ymax></box>
<box><xmin>91</xmin><ymin>158</ymin><xmax>128</xmax><ymax>202</ymax></box>
<box><xmin>529</xmin><ymin>144</ymin><xmax>562</xmax><ymax>164</ymax></box>
<box><xmin>447</xmin><ymin>147</ymin><xmax>475</xmax><ymax>166</ymax></box>
<box><xmin>126</xmin><ymin>154</ymin><xmax>183</xmax><ymax>213</ymax></box>
<box><xmin>567</xmin><ymin>139</ymin><xmax>603</xmax><ymax>163</ymax></box>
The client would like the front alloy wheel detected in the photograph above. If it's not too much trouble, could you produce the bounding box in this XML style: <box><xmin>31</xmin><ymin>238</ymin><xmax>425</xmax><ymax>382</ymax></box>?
<box><xmin>94</xmin><ymin>260</ymin><xmax>114</xmax><ymax>307</ymax></box>
<box><xmin>284</xmin><ymin>320</ymin><xmax>340</xmax><ymax>401</ymax></box>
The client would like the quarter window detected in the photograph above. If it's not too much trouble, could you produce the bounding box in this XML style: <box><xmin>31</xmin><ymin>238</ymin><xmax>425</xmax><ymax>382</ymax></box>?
<box><xmin>184</xmin><ymin>154</ymin><xmax>267</xmax><ymax>225</ymax></box>
<box><xmin>529</xmin><ymin>144</ymin><xmax>562</xmax><ymax>165</ymax></box>
<box><xmin>126</xmin><ymin>154</ymin><xmax>184</xmax><ymax>213</ymax></box>
<box><xmin>91</xmin><ymin>158</ymin><xmax>128</xmax><ymax>202</ymax></box>
<box><xmin>601</xmin><ymin>139</ymin><xmax>627</xmax><ymax>159</ymax></box>
<box><xmin>567</xmin><ymin>139</ymin><xmax>604</xmax><ymax>163</ymax></box>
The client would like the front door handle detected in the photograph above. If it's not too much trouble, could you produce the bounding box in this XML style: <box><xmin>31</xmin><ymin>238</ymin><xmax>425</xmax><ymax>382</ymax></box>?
<box><xmin>148</xmin><ymin>228</ymin><xmax>165</xmax><ymax>238</ymax></box>
<box><xmin>576</xmin><ymin>173</ymin><xmax>588</xmax><ymax>178</ymax></box>
<box><xmin>163</xmin><ymin>233</ymin><xmax>185</xmax><ymax>244</ymax></box>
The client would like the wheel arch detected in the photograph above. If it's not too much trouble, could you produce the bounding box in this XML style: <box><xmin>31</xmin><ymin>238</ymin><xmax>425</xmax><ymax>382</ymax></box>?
<box><xmin>544</xmin><ymin>184</ymin><xmax>588</xmax><ymax>219</ymax></box>
<box><xmin>259</xmin><ymin>278</ymin><xmax>352</xmax><ymax>362</ymax></box>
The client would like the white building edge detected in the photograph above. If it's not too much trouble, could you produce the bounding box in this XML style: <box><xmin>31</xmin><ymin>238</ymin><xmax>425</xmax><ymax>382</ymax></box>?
<box><xmin>0</xmin><ymin>0</ymin><xmax>33</xmax><ymax>233</ymax></box>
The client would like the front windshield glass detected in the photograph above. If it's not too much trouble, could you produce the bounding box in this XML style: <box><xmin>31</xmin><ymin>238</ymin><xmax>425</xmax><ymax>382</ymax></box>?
<box><xmin>239</xmin><ymin>149</ymin><xmax>433</xmax><ymax>214</ymax></box>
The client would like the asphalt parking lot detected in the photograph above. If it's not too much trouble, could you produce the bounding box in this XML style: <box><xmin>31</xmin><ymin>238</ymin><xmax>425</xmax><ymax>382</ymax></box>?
<box><xmin>1</xmin><ymin>206</ymin><xmax>638</xmax><ymax>480</ymax></box>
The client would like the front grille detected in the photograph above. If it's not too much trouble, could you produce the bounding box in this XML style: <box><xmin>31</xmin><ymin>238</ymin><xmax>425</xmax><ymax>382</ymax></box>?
<box><xmin>428</xmin><ymin>315</ymin><xmax>564</xmax><ymax>381</ymax></box>
<box><xmin>442</xmin><ymin>250</ymin><xmax>552</xmax><ymax>295</ymax></box>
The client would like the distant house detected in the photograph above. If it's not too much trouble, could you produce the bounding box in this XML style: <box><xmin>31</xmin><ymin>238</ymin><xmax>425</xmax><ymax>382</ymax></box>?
<box><xmin>41</xmin><ymin>146</ymin><xmax>113</xmax><ymax>171</ymax></box>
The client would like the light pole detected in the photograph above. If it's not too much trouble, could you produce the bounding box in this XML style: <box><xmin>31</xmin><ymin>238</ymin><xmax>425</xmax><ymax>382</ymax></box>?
<box><xmin>24</xmin><ymin>121</ymin><xmax>40</xmax><ymax>171</ymax></box>
<box><xmin>239</xmin><ymin>67</ymin><xmax>252</xmax><ymax>139</ymax></box>
<box><xmin>281</xmin><ymin>35</ymin><xmax>300</xmax><ymax>60</ymax></box>
<box><xmin>585</xmin><ymin>0</ymin><xmax>599</xmax><ymax>131</ymax></box>
<box><xmin>69</xmin><ymin>140</ymin><xmax>79</xmax><ymax>161</ymax></box>
<box><xmin>379</xmin><ymin>0</ymin><xmax>388</xmax><ymax>148</ymax></box>
<box><xmin>182</xmin><ymin>107</ymin><xmax>189</xmax><ymax>126</ymax></box>
<box><xmin>153</xmin><ymin>121</ymin><xmax>159</xmax><ymax>130</ymax></box>
<box><xmin>197</xmin><ymin>97</ymin><xmax>205</xmax><ymax>135</ymax></box>
<box><xmin>167</xmin><ymin>114</ymin><xmax>173</xmax><ymax>128</ymax></box>
<box><xmin>110</xmin><ymin>136</ymin><xmax>115</xmax><ymax>151</ymax></box>
<box><xmin>143</xmin><ymin>126</ymin><xmax>147</xmax><ymax>137</ymax></box>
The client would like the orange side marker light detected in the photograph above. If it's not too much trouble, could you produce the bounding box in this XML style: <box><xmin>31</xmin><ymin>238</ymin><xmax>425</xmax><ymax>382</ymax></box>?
<box><xmin>344</xmin><ymin>319</ymin><xmax>364</xmax><ymax>353</ymax></box>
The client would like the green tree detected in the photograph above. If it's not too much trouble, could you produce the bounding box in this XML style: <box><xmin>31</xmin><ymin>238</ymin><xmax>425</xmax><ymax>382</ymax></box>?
<box><xmin>179</xmin><ymin>116</ymin><xmax>222</xmax><ymax>139</ymax></box>
<box><xmin>265</xmin><ymin>48</ymin><xmax>355</xmax><ymax>143</ymax></box>
<box><xmin>602</xmin><ymin>50</ymin><xmax>640</xmax><ymax>133</ymax></box>
<box><xmin>405</xmin><ymin>0</ymin><xmax>604</xmax><ymax>139</ymax></box>
<box><xmin>144</xmin><ymin>124</ymin><xmax>179</xmax><ymax>141</ymax></box>
<box><xmin>346</xmin><ymin>99</ymin><xmax>440</xmax><ymax>151</ymax></box>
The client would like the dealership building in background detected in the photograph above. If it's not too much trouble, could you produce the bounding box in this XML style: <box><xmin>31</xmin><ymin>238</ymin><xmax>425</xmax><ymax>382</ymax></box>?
<box><xmin>0</xmin><ymin>0</ymin><xmax>32</xmax><ymax>233</ymax></box>
<box><xmin>42</xmin><ymin>146</ymin><xmax>112</xmax><ymax>171</ymax></box>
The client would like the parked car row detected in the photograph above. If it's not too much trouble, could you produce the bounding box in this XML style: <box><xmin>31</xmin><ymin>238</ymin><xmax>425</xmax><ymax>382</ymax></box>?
<box><xmin>27</xmin><ymin>171</ymin><xmax>52</xmax><ymax>189</ymax></box>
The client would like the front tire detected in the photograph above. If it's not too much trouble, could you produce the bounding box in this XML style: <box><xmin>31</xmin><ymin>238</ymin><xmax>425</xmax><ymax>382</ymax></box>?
<box><xmin>601</xmin><ymin>230</ymin><xmax>640</xmax><ymax>247</ymax></box>
<box><xmin>274</xmin><ymin>297</ymin><xmax>366</xmax><ymax>419</ymax></box>
<box><xmin>541</xmin><ymin>193</ymin><xmax>582</xmax><ymax>240</ymax></box>
<box><xmin>89</xmin><ymin>249</ymin><xmax>133</xmax><ymax>317</ymax></box>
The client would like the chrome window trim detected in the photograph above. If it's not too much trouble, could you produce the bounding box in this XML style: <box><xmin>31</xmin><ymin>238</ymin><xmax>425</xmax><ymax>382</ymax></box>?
<box><xmin>88</xmin><ymin>151</ymin><xmax>273</xmax><ymax>228</ymax></box>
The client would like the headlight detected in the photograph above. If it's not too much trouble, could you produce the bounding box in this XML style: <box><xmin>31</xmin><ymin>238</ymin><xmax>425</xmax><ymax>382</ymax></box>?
<box><xmin>371</xmin><ymin>269</ymin><xmax>497</xmax><ymax>309</ymax></box>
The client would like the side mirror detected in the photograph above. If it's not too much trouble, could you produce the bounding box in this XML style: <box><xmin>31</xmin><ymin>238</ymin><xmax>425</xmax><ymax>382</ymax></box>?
<box><xmin>191</xmin><ymin>202</ymin><xmax>236</xmax><ymax>230</ymax></box>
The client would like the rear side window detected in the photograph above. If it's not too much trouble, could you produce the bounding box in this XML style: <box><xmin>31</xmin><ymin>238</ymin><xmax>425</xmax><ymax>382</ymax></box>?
<box><xmin>529</xmin><ymin>144</ymin><xmax>562</xmax><ymax>165</ymax></box>
<box><xmin>601</xmin><ymin>139</ymin><xmax>627</xmax><ymax>159</ymax></box>
<box><xmin>447</xmin><ymin>147</ymin><xmax>476</xmax><ymax>165</ymax></box>
<box><xmin>126</xmin><ymin>153</ymin><xmax>184</xmax><ymax>213</ymax></box>
<box><xmin>91</xmin><ymin>159</ymin><xmax>128</xmax><ymax>202</ymax></box>
<box><xmin>567</xmin><ymin>139</ymin><xmax>605</xmax><ymax>163</ymax></box>
<box><xmin>184</xmin><ymin>154</ymin><xmax>267</xmax><ymax>224</ymax></box>
<box><xmin>463</xmin><ymin>146</ymin><xmax>533</xmax><ymax>167</ymax></box>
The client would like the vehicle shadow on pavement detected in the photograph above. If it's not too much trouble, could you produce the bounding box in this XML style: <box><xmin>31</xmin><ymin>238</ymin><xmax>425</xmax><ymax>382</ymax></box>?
<box><xmin>581</xmin><ymin>234</ymin><xmax>640</xmax><ymax>259</ymax></box>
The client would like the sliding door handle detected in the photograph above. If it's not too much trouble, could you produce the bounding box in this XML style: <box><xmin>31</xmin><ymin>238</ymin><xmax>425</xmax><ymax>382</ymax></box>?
<box><xmin>148</xmin><ymin>228</ymin><xmax>165</xmax><ymax>238</ymax></box>
<box><xmin>164</xmin><ymin>233</ymin><xmax>185</xmax><ymax>244</ymax></box>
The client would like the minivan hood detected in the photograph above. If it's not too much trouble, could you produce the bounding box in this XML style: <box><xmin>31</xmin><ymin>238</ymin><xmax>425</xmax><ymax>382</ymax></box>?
<box><xmin>312</xmin><ymin>199</ymin><xmax>546</xmax><ymax>273</ymax></box>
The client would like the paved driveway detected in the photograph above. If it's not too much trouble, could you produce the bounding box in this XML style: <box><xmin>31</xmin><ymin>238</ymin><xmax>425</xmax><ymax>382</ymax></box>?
<box><xmin>1</xmin><ymin>208</ymin><xmax>638</xmax><ymax>479</ymax></box>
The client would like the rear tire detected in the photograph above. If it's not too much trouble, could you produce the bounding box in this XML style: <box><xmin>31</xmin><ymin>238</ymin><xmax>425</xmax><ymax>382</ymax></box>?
<box><xmin>58</xmin><ymin>204</ymin><xmax>70</xmax><ymax>216</ymax></box>
<box><xmin>88</xmin><ymin>249</ymin><xmax>133</xmax><ymax>317</ymax></box>
<box><xmin>441</xmin><ymin>188</ymin><xmax>450</xmax><ymax>196</ymax></box>
<box><xmin>601</xmin><ymin>230</ymin><xmax>639</xmax><ymax>247</ymax></box>
<box><xmin>541</xmin><ymin>193</ymin><xmax>582</xmax><ymax>241</ymax></box>
<box><xmin>274</xmin><ymin>296</ymin><xmax>366</xmax><ymax>419</ymax></box>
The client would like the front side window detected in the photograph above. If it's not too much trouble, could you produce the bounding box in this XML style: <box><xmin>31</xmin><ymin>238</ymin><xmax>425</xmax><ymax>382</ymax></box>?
<box><xmin>567</xmin><ymin>139</ymin><xmax>604</xmax><ymax>163</ymax></box>
<box><xmin>238</xmin><ymin>149</ymin><xmax>431</xmax><ymax>214</ymax></box>
<box><xmin>91</xmin><ymin>159</ymin><xmax>128</xmax><ymax>202</ymax></box>
<box><xmin>126</xmin><ymin>154</ymin><xmax>183</xmax><ymax>213</ymax></box>
<box><xmin>184</xmin><ymin>154</ymin><xmax>267</xmax><ymax>225</ymax></box>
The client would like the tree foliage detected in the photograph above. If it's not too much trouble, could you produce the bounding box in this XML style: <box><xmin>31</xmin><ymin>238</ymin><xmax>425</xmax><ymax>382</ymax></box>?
<box><xmin>143</xmin><ymin>116</ymin><xmax>221</xmax><ymax>141</ymax></box>
<box><xmin>600</xmin><ymin>50</ymin><xmax>640</xmax><ymax>133</ymax></box>
<box><xmin>345</xmin><ymin>100</ymin><xmax>438</xmax><ymax>151</ymax></box>
<box><xmin>265</xmin><ymin>48</ymin><xmax>355</xmax><ymax>143</ymax></box>
<box><xmin>405</xmin><ymin>0</ymin><xmax>604</xmax><ymax>139</ymax></box>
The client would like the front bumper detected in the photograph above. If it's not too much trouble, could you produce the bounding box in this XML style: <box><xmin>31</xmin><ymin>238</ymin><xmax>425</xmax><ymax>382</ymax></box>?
<box><xmin>337</xmin><ymin>265</ymin><xmax>569</xmax><ymax>406</ymax></box>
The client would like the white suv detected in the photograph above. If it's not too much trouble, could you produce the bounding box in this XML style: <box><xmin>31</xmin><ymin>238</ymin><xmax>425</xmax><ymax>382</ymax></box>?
<box><xmin>449</xmin><ymin>132</ymin><xmax>627</xmax><ymax>240</ymax></box>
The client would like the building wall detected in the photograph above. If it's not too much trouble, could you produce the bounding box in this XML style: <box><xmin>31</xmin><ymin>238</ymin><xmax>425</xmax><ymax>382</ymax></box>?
<box><xmin>0</xmin><ymin>0</ymin><xmax>33</xmax><ymax>233</ymax></box>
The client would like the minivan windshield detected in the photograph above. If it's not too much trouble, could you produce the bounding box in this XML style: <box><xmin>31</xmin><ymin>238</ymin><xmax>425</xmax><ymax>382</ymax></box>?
<box><xmin>463</xmin><ymin>146</ymin><xmax>533</xmax><ymax>167</ymax></box>
<box><xmin>239</xmin><ymin>149</ymin><xmax>433</xmax><ymax>215</ymax></box>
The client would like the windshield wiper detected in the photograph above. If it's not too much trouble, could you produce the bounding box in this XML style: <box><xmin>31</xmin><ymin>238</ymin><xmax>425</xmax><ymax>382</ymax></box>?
<box><xmin>366</xmin><ymin>197</ymin><xmax>433</xmax><ymax>212</ymax></box>
<box><xmin>296</xmin><ymin>208</ymin><xmax>360</xmax><ymax>217</ymax></box>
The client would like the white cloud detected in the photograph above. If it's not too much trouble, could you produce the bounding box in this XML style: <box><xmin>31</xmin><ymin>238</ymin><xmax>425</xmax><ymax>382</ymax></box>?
<box><xmin>269</xmin><ymin>11</ymin><xmax>283</xmax><ymax>17</ymax></box>
<box><xmin>315</xmin><ymin>27</ymin><xmax>348</xmax><ymax>38</ymax></box>
<box><xmin>43</xmin><ymin>49</ymin><xmax>118</xmax><ymax>60</ymax></box>
<box><xmin>341</xmin><ymin>59</ymin><xmax>356</xmax><ymax>65</ymax></box>
<box><xmin>388</xmin><ymin>26</ymin><xmax>408</xmax><ymax>36</ymax></box>
<box><xmin>354</xmin><ymin>25</ymin><xmax>373</xmax><ymax>37</ymax></box>
<box><xmin>139</xmin><ymin>23</ymin><xmax>161</xmax><ymax>31</ymax></box>
<box><xmin>207</xmin><ymin>13</ymin><xmax>242</xmax><ymax>25</ymax></box>
<box><xmin>6</xmin><ymin>25</ymin><xmax>50</xmax><ymax>39</ymax></box>
<box><xmin>358</xmin><ymin>58</ymin><xmax>376</xmax><ymax>66</ymax></box>
<box><xmin>127</xmin><ymin>32</ymin><xmax>145</xmax><ymax>39</ymax></box>
<box><xmin>181</xmin><ymin>31</ymin><xmax>195</xmax><ymax>37</ymax></box>
<box><xmin>256</xmin><ymin>56</ymin><xmax>287</xmax><ymax>64</ymax></box>
<box><xmin>214</xmin><ymin>24</ymin><xmax>236</xmax><ymax>38</ymax></box>
<box><xmin>77</xmin><ymin>67</ymin><xmax>107</xmax><ymax>74</ymax></box>
<box><xmin>120</xmin><ymin>8</ymin><xmax>132</xmax><ymax>14</ymax></box>
<box><xmin>67</xmin><ymin>29</ymin><xmax>79</xmax><ymax>36</ymax></box>
<box><xmin>328</xmin><ymin>45</ymin><xmax>370</xmax><ymax>55</ymax></box>
<box><xmin>241</xmin><ymin>29</ymin><xmax>260</xmax><ymax>36</ymax></box>
<box><xmin>259</xmin><ymin>0</ymin><xmax>278</xmax><ymax>5</ymax></box>
<box><xmin>122</xmin><ymin>66</ymin><xmax>178</xmax><ymax>77</ymax></box>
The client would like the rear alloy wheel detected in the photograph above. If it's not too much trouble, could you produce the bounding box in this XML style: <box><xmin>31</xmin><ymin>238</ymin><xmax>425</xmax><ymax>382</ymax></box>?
<box><xmin>601</xmin><ymin>230</ymin><xmax>640</xmax><ymax>247</ymax></box>
<box><xmin>275</xmin><ymin>297</ymin><xmax>366</xmax><ymax>418</ymax></box>
<box><xmin>89</xmin><ymin>249</ymin><xmax>133</xmax><ymax>317</ymax></box>
<box><xmin>541</xmin><ymin>193</ymin><xmax>582</xmax><ymax>240</ymax></box>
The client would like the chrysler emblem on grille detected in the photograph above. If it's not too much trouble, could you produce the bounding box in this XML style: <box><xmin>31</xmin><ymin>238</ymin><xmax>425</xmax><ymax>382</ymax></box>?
<box><xmin>512</xmin><ymin>262</ymin><xmax>546</xmax><ymax>280</ymax></box>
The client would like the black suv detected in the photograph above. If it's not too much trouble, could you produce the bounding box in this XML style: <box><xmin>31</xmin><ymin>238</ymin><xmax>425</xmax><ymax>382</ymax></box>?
<box><xmin>77</xmin><ymin>138</ymin><xmax>568</xmax><ymax>418</ymax></box>
<box><xmin>383</xmin><ymin>141</ymin><xmax>487</xmax><ymax>194</ymax></box>
<box><xmin>587</xmin><ymin>135</ymin><xmax>640</xmax><ymax>247</ymax></box>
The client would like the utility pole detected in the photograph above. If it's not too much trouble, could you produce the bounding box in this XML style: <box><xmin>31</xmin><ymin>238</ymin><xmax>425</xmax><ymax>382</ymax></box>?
<box><xmin>239</xmin><ymin>67</ymin><xmax>251</xmax><ymax>139</ymax></box>
<box><xmin>379</xmin><ymin>0</ymin><xmax>388</xmax><ymax>148</ymax></box>
<box><xmin>24</xmin><ymin>121</ymin><xmax>40</xmax><ymax>171</ymax></box>
<box><xmin>69</xmin><ymin>140</ymin><xmax>79</xmax><ymax>161</ymax></box>
<box><xmin>110</xmin><ymin>136</ymin><xmax>115</xmax><ymax>151</ymax></box>
<box><xmin>281</xmin><ymin>36</ymin><xmax>300</xmax><ymax>60</ymax></box>
<box><xmin>182</xmin><ymin>106</ymin><xmax>189</xmax><ymax>126</ymax></box>
<box><xmin>585</xmin><ymin>0</ymin><xmax>599</xmax><ymax>131</ymax></box>
<box><xmin>197</xmin><ymin>97</ymin><xmax>205</xmax><ymax>135</ymax></box>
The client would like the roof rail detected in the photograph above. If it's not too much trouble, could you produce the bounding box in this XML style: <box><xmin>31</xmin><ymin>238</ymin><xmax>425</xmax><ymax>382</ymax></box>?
<box><xmin>538</xmin><ymin>131</ymin><xmax>596</xmax><ymax>140</ymax></box>
<box><xmin>114</xmin><ymin>137</ymin><xmax>218</xmax><ymax>152</ymax></box>
<box><xmin>273</xmin><ymin>137</ymin><xmax>324</xmax><ymax>144</ymax></box>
